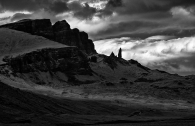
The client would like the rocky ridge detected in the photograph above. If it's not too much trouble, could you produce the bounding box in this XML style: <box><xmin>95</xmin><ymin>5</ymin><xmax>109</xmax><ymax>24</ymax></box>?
<box><xmin>0</xmin><ymin>19</ymin><xmax>96</xmax><ymax>54</ymax></box>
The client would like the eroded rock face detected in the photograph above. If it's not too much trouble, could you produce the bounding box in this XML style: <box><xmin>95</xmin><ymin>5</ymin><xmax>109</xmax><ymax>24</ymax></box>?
<box><xmin>53</xmin><ymin>21</ymin><xmax>96</xmax><ymax>54</ymax></box>
<box><xmin>53</xmin><ymin>20</ymin><xmax>71</xmax><ymax>32</ymax></box>
<box><xmin>4</xmin><ymin>47</ymin><xmax>92</xmax><ymax>76</ymax></box>
<box><xmin>0</xmin><ymin>19</ymin><xmax>96</xmax><ymax>54</ymax></box>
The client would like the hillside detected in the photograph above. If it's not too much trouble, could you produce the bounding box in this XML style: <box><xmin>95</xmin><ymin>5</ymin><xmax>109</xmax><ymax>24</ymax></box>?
<box><xmin>1</xmin><ymin>49</ymin><xmax>195</xmax><ymax>104</ymax></box>
<box><xmin>1</xmin><ymin>81</ymin><xmax>195</xmax><ymax>126</ymax></box>
<box><xmin>0</xmin><ymin>28</ymin><xmax>67</xmax><ymax>63</ymax></box>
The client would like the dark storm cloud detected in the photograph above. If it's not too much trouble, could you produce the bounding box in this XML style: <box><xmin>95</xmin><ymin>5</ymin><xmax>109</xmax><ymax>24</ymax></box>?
<box><xmin>90</xmin><ymin>20</ymin><xmax>163</xmax><ymax>40</ymax></box>
<box><xmin>0</xmin><ymin>0</ymin><xmax>99</xmax><ymax>21</ymax></box>
<box><xmin>0</xmin><ymin>0</ymin><xmax>47</xmax><ymax>12</ymax></box>
<box><xmin>102</xmin><ymin>0</ymin><xmax>195</xmax><ymax>16</ymax></box>
<box><xmin>86</xmin><ymin>0</ymin><xmax>195</xmax><ymax>40</ymax></box>
<box><xmin>49</xmin><ymin>0</ymin><xmax>69</xmax><ymax>14</ymax></box>
<box><xmin>0</xmin><ymin>0</ymin><xmax>69</xmax><ymax>14</ymax></box>
<box><xmin>93</xmin><ymin>24</ymin><xmax>195</xmax><ymax>40</ymax></box>
<box><xmin>106</xmin><ymin>0</ymin><xmax>123</xmax><ymax>7</ymax></box>
<box><xmin>10</xmin><ymin>13</ymin><xmax>31</xmax><ymax>21</ymax></box>
<box><xmin>68</xmin><ymin>2</ymin><xmax>97</xmax><ymax>19</ymax></box>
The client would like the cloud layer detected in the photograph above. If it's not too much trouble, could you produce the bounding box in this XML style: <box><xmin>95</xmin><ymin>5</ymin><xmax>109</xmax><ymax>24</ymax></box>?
<box><xmin>1</xmin><ymin>0</ymin><xmax>195</xmax><ymax>40</ymax></box>
<box><xmin>94</xmin><ymin>36</ymin><xmax>195</xmax><ymax>75</ymax></box>
<box><xmin>89</xmin><ymin>0</ymin><xmax>195</xmax><ymax>40</ymax></box>
<box><xmin>0</xmin><ymin>0</ymin><xmax>101</xmax><ymax>24</ymax></box>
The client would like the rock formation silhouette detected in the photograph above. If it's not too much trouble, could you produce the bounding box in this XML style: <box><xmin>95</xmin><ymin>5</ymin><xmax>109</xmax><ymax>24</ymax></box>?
<box><xmin>0</xmin><ymin>19</ymin><xmax>96</xmax><ymax>54</ymax></box>
<box><xmin>118</xmin><ymin>48</ymin><xmax>122</xmax><ymax>58</ymax></box>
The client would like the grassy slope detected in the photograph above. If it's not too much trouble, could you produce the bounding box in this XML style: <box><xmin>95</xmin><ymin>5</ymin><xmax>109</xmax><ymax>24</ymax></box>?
<box><xmin>0</xmin><ymin>28</ymin><xmax>67</xmax><ymax>63</ymax></box>
<box><xmin>0</xmin><ymin>81</ymin><xmax>195</xmax><ymax>126</ymax></box>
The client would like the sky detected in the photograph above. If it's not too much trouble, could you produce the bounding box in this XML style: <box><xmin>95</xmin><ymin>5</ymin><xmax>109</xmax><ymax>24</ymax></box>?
<box><xmin>0</xmin><ymin>0</ymin><xmax>195</xmax><ymax>75</ymax></box>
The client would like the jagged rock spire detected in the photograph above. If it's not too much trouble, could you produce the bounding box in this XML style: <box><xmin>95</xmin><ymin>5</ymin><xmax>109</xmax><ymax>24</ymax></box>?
<box><xmin>118</xmin><ymin>48</ymin><xmax>122</xmax><ymax>58</ymax></box>
<box><xmin>110</xmin><ymin>52</ymin><xmax>115</xmax><ymax>57</ymax></box>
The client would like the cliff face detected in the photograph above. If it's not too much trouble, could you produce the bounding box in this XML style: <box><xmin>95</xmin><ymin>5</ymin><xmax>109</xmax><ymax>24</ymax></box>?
<box><xmin>2</xmin><ymin>47</ymin><xmax>94</xmax><ymax>85</ymax></box>
<box><xmin>4</xmin><ymin>47</ymin><xmax>90</xmax><ymax>73</ymax></box>
<box><xmin>0</xmin><ymin>19</ymin><xmax>96</xmax><ymax>54</ymax></box>
<box><xmin>53</xmin><ymin>20</ymin><xmax>96</xmax><ymax>54</ymax></box>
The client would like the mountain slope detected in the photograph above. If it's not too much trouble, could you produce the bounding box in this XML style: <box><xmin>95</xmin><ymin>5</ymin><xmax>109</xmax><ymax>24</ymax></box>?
<box><xmin>0</xmin><ymin>28</ymin><xmax>67</xmax><ymax>63</ymax></box>
<box><xmin>86</xmin><ymin>54</ymin><xmax>195</xmax><ymax>102</ymax></box>
<box><xmin>1</xmin><ymin>50</ymin><xmax>195</xmax><ymax>103</ymax></box>
<box><xmin>0</xmin><ymin>19</ymin><xmax>96</xmax><ymax>54</ymax></box>
<box><xmin>0</xmin><ymin>81</ymin><xmax>132</xmax><ymax>125</ymax></box>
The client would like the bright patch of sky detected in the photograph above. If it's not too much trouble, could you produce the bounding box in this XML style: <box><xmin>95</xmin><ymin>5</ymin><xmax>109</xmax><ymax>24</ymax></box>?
<box><xmin>68</xmin><ymin>0</ymin><xmax>108</xmax><ymax>10</ymax></box>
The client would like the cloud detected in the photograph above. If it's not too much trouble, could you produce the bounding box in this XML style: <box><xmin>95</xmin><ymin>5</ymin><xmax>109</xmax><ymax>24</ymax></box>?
<box><xmin>170</xmin><ymin>6</ymin><xmax>191</xmax><ymax>17</ymax></box>
<box><xmin>10</xmin><ymin>9</ymin><xmax>61</xmax><ymax>23</ymax></box>
<box><xmin>86</xmin><ymin>0</ymin><xmax>195</xmax><ymax>40</ymax></box>
<box><xmin>0</xmin><ymin>0</ymin><xmax>70</xmax><ymax>13</ymax></box>
<box><xmin>106</xmin><ymin>0</ymin><xmax>122</xmax><ymax>7</ymax></box>
<box><xmin>68</xmin><ymin>1</ymin><xmax>97</xmax><ymax>19</ymax></box>
<box><xmin>89</xmin><ymin>9</ymin><xmax>195</xmax><ymax>40</ymax></box>
<box><xmin>0</xmin><ymin>0</ymin><xmax>102</xmax><ymax>26</ymax></box>
<box><xmin>0</xmin><ymin>0</ymin><xmax>48</xmax><ymax>12</ymax></box>
<box><xmin>101</xmin><ymin>0</ymin><xmax>195</xmax><ymax>16</ymax></box>
<box><xmin>49</xmin><ymin>1</ymin><xmax>69</xmax><ymax>14</ymax></box>
<box><xmin>10</xmin><ymin>13</ymin><xmax>31</xmax><ymax>21</ymax></box>
<box><xmin>90</xmin><ymin>19</ymin><xmax>162</xmax><ymax>40</ymax></box>
<box><xmin>0</xmin><ymin>0</ymin><xmax>70</xmax><ymax>24</ymax></box>
<box><xmin>146</xmin><ymin>35</ymin><xmax>176</xmax><ymax>40</ymax></box>
<box><xmin>0</xmin><ymin>0</ymin><xmax>99</xmax><ymax>20</ymax></box>
<box><xmin>94</xmin><ymin>36</ymin><xmax>195</xmax><ymax>75</ymax></box>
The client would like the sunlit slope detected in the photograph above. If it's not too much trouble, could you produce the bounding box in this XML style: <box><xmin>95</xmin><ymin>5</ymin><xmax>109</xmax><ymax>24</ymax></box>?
<box><xmin>0</xmin><ymin>28</ymin><xmax>67</xmax><ymax>63</ymax></box>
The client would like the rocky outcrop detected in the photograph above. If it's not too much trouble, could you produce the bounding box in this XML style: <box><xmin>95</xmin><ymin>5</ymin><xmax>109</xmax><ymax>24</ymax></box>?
<box><xmin>118</xmin><ymin>48</ymin><xmax>122</xmax><ymax>58</ymax></box>
<box><xmin>53</xmin><ymin>20</ymin><xmax>96</xmax><ymax>54</ymax></box>
<box><xmin>0</xmin><ymin>19</ymin><xmax>96</xmax><ymax>54</ymax></box>
<box><xmin>3</xmin><ymin>47</ymin><xmax>93</xmax><ymax>80</ymax></box>
<box><xmin>110</xmin><ymin>52</ymin><xmax>116</xmax><ymax>57</ymax></box>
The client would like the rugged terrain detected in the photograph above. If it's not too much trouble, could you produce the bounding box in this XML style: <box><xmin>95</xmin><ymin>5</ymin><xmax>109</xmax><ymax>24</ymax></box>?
<box><xmin>0</xmin><ymin>19</ymin><xmax>96</xmax><ymax>54</ymax></box>
<box><xmin>0</xmin><ymin>19</ymin><xmax>195</xmax><ymax>125</ymax></box>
